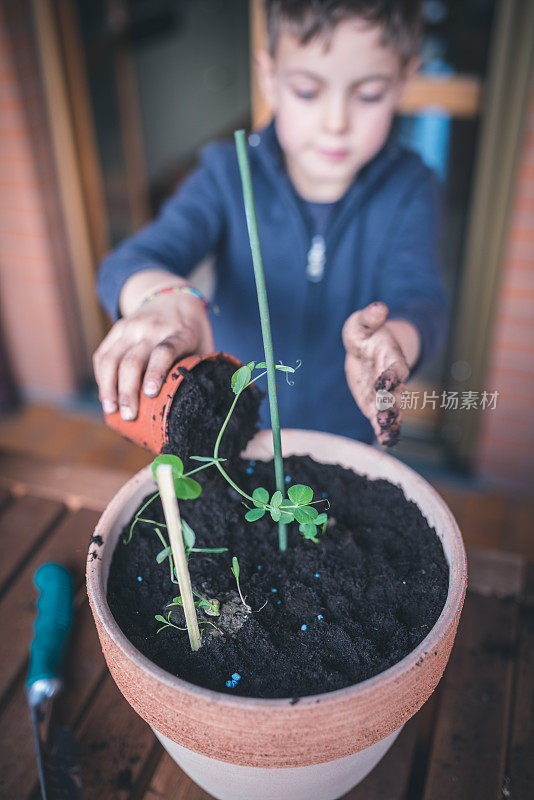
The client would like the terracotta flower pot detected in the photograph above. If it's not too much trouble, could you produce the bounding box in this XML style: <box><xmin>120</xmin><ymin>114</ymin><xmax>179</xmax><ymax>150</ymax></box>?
<box><xmin>103</xmin><ymin>352</ymin><xmax>242</xmax><ymax>452</ymax></box>
<box><xmin>87</xmin><ymin>429</ymin><xmax>467</xmax><ymax>800</ymax></box>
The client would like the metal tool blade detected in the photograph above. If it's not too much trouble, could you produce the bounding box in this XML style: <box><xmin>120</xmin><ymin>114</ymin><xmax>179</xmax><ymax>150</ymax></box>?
<box><xmin>29</xmin><ymin>692</ymin><xmax>85</xmax><ymax>800</ymax></box>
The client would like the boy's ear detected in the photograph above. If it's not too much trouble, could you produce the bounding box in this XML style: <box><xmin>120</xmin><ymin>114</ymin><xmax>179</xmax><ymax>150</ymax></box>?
<box><xmin>254</xmin><ymin>48</ymin><xmax>277</xmax><ymax>111</ymax></box>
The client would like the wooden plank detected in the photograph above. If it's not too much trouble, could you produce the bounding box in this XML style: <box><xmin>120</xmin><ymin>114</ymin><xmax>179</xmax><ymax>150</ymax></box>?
<box><xmin>31</xmin><ymin>0</ymin><xmax>106</xmax><ymax>363</ymax></box>
<box><xmin>0</xmin><ymin>450</ymin><xmax>133</xmax><ymax>511</ymax></box>
<box><xmin>468</xmin><ymin>547</ymin><xmax>525</xmax><ymax>599</ymax></box>
<box><xmin>0</xmin><ymin>508</ymin><xmax>100</xmax><ymax>704</ymax></box>
<box><xmin>506</xmin><ymin>562</ymin><xmax>534</xmax><ymax>798</ymax></box>
<box><xmin>343</xmin><ymin>715</ymin><xmax>418</xmax><ymax>799</ymax></box>
<box><xmin>506</xmin><ymin>498</ymin><xmax>534</xmax><ymax>561</ymax></box>
<box><xmin>0</xmin><ymin>597</ymin><xmax>107</xmax><ymax>799</ymax></box>
<box><xmin>0</xmin><ymin>494</ymin><xmax>64</xmax><ymax>595</ymax></box>
<box><xmin>75</xmin><ymin>676</ymin><xmax>160</xmax><ymax>800</ymax></box>
<box><xmin>422</xmin><ymin>552</ymin><xmax>523</xmax><ymax>800</ymax></box>
<box><xmin>399</xmin><ymin>75</ymin><xmax>482</xmax><ymax>117</ymax></box>
<box><xmin>0</xmin><ymin>488</ymin><xmax>10</xmax><ymax>511</ymax></box>
<box><xmin>143</xmin><ymin>751</ymin><xmax>211</xmax><ymax>800</ymax></box>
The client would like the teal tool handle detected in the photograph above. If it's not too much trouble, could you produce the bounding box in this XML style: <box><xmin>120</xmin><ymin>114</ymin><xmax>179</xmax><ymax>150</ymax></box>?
<box><xmin>26</xmin><ymin>563</ymin><xmax>73</xmax><ymax>686</ymax></box>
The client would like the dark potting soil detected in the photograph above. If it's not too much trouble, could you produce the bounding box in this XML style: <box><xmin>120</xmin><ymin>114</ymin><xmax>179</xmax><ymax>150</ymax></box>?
<box><xmin>162</xmin><ymin>357</ymin><xmax>261</xmax><ymax>458</ymax></box>
<box><xmin>107</xmin><ymin>454</ymin><xmax>449</xmax><ymax>699</ymax></box>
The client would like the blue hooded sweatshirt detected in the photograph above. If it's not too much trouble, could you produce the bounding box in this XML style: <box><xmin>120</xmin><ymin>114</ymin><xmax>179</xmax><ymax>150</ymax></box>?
<box><xmin>97</xmin><ymin>121</ymin><xmax>449</xmax><ymax>444</ymax></box>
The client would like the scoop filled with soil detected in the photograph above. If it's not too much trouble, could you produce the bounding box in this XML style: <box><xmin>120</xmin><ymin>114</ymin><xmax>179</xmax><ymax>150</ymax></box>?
<box><xmin>103</xmin><ymin>351</ymin><xmax>251</xmax><ymax>454</ymax></box>
<box><xmin>87</xmin><ymin>427</ymin><xmax>466</xmax><ymax>800</ymax></box>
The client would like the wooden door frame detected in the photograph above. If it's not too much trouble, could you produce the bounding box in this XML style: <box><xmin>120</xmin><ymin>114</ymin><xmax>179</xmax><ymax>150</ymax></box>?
<box><xmin>443</xmin><ymin>0</ymin><xmax>534</xmax><ymax>470</ymax></box>
<box><xmin>31</xmin><ymin>0</ymin><xmax>107</xmax><ymax>368</ymax></box>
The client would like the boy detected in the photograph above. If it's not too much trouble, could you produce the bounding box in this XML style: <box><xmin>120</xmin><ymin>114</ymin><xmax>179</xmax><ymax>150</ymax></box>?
<box><xmin>94</xmin><ymin>0</ymin><xmax>448</xmax><ymax>447</ymax></box>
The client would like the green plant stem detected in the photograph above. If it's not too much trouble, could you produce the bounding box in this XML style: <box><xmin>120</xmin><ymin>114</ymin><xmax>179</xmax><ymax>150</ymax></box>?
<box><xmin>234</xmin><ymin>129</ymin><xmax>287</xmax><ymax>551</ymax></box>
<box><xmin>213</xmin><ymin>392</ymin><xmax>257</xmax><ymax>503</ymax></box>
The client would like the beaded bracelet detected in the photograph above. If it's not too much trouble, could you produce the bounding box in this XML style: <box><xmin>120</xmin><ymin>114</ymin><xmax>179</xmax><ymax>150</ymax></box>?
<box><xmin>139</xmin><ymin>284</ymin><xmax>209</xmax><ymax>309</ymax></box>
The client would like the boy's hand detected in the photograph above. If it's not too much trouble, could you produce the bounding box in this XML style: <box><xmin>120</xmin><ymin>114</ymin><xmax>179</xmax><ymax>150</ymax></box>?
<box><xmin>342</xmin><ymin>302</ymin><xmax>411</xmax><ymax>447</ymax></box>
<box><xmin>93</xmin><ymin>292</ymin><xmax>214</xmax><ymax>421</ymax></box>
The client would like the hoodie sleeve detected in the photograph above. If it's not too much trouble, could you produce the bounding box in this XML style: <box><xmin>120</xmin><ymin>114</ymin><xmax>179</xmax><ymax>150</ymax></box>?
<box><xmin>377</xmin><ymin>167</ymin><xmax>450</xmax><ymax>378</ymax></box>
<box><xmin>97</xmin><ymin>147</ymin><xmax>225</xmax><ymax>321</ymax></box>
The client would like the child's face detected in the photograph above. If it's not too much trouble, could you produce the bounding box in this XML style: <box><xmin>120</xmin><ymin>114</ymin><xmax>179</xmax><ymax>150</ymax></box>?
<box><xmin>257</xmin><ymin>19</ymin><xmax>416</xmax><ymax>202</ymax></box>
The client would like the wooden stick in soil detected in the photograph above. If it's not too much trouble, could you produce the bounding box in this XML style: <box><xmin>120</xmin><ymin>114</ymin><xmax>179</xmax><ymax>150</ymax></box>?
<box><xmin>155</xmin><ymin>464</ymin><xmax>201</xmax><ymax>651</ymax></box>
<box><xmin>234</xmin><ymin>128</ymin><xmax>287</xmax><ymax>552</ymax></box>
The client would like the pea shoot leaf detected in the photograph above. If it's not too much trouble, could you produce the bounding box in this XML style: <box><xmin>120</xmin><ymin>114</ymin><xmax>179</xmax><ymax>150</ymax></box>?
<box><xmin>315</xmin><ymin>513</ymin><xmax>328</xmax><ymax>526</ymax></box>
<box><xmin>270</xmin><ymin>506</ymin><xmax>281</xmax><ymax>522</ymax></box>
<box><xmin>252</xmin><ymin>487</ymin><xmax>269</xmax><ymax>507</ymax></box>
<box><xmin>275</xmin><ymin>364</ymin><xmax>295</xmax><ymax>372</ymax></box>
<box><xmin>231</xmin><ymin>365</ymin><xmax>252</xmax><ymax>395</ymax></box>
<box><xmin>270</xmin><ymin>490</ymin><xmax>283</xmax><ymax>508</ymax></box>
<box><xmin>231</xmin><ymin>556</ymin><xmax>239</xmax><ymax>579</ymax></box>
<box><xmin>294</xmin><ymin>505</ymin><xmax>318</xmax><ymax>524</ymax></box>
<box><xmin>279</xmin><ymin>499</ymin><xmax>296</xmax><ymax>522</ymax></box>
<box><xmin>175</xmin><ymin>476</ymin><xmax>202</xmax><ymax>500</ymax></box>
<box><xmin>151</xmin><ymin>454</ymin><xmax>183</xmax><ymax>481</ymax></box>
<box><xmin>181</xmin><ymin>519</ymin><xmax>196</xmax><ymax>549</ymax></box>
<box><xmin>300</xmin><ymin>523</ymin><xmax>319</xmax><ymax>541</ymax></box>
<box><xmin>245</xmin><ymin>507</ymin><xmax>266</xmax><ymax>522</ymax></box>
<box><xmin>288</xmin><ymin>484</ymin><xmax>313</xmax><ymax>506</ymax></box>
<box><xmin>156</xmin><ymin>546</ymin><xmax>171</xmax><ymax>564</ymax></box>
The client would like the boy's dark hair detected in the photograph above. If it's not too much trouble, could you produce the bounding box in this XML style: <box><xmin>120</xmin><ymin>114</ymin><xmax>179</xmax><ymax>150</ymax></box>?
<box><xmin>264</xmin><ymin>0</ymin><xmax>422</xmax><ymax>63</ymax></box>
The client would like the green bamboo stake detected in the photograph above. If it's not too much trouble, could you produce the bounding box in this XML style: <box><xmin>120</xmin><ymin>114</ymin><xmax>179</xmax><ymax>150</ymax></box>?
<box><xmin>234</xmin><ymin>129</ymin><xmax>287</xmax><ymax>552</ymax></box>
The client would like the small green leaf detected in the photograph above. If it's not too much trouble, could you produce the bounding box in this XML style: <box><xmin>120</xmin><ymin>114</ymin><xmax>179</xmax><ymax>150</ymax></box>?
<box><xmin>189</xmin><ymin>546</ymin><xmax>228</xmax><ymax>554</ymax></box>
<box><xmin>231</xmin><ymin>556</ymin><xmax>239</xmax><ymax>579</ymax></box>
<box><xmin>156</xmin><ymin>546</ymin><xmax>171</xmax><ymax>564</ymax></box>
<box><xmin>181</xmin><ymin>519</ymin><xmax>196</xmax><ymax>549</ymax></box>
<box><xmin>294</xmin><ymin>506</ymin><xmax>319</xmax><ymax>524</ymax></box>
<box><xmin>231</xmin><ymin>365</ymin><xmax>252</xmax><ymax>395</ymax></box>
<box><xmin>288</xmin><ymin>484</ymin><xmax>313</xmax><ymax>506</ymax></box>
<box><xmin>255</xmin><ymin>361</ymin><xmax>266</xmax><ymax>369</ymax></box>
<box><xmin>271</xmin><ymin>490</ymin><xmax>283</xmax><ymax>508</ymax></box>
<box><xmin>175</xmin><ymin>476</ymin><xmax>202</xmax><ymax>500</ymax></box>
<box><xmin>270</xmin><ymin>506</ymin><xmax>281</xmax><ymax>522</ymax></box>
<box><xmin>245</xmin><ymin>507</ymin><xmax>266</xmax><ymax>522</ymax></box>
<box><xmin>279</xmin><ymin>499</ymin><xmax>295</xmax><ymax>522</ymax></box>
<box><xmin>246</xmin><ymin>361</ymin><xmax>256</xmax><ymax>370</ymax></box>
<box><xmin>152</xmin><ymin>454</ymin><xmax>183</xmax><ymax>481</ymax></box>
<box><xmin>154</xmin><ymin>614</ymin><xmax>168</xmax><ymax>624</ymax></box>
<box><xmin>252</xmin><ymin>487</ymin><xmax>269</xmax><ymax>507</ymax></box>
<box><xmin>315</xmin><ymin>513</ymin><xmax>328</xmax><ymax>526</ymax></box>
<box><xmin>275</xmin><ymin>364</ymin><xmax>295</xmax><ymax>373</ymax></box>
<box><xmin>189</xmin><ymin>455</ymin><xmax>224</xmax><ymax>463</ymax></box>
<box><xmin>299</xmin><ymin>523</ymin><xmax>318</xmax><ymax>540</ymax></box>
<box><xmin>171</xmin><ymin>596</ymin><xmax>183</xmax><ymax>605</ymax></box>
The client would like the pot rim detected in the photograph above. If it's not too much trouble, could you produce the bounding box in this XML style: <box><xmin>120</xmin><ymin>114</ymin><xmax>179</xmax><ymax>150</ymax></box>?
<box><xmin>87</xmin><ymin>429</ymin><xmax>467</xmax><ymax>710</ymax></box>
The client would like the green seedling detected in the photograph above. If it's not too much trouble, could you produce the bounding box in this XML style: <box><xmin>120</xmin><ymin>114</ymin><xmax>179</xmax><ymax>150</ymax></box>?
<box><xmin>231</xmin><ymin>556</ymin><xmax>251</xmax><ymax>613</ymax></box>
<box><xmin>198</xmin><ymin>360</ymin><xmax>329</xmax><ymax>544</ymax></box>
<box><xmin>155</xmin><ymin>611</ymin><xmax>187</xmax><ymax>634</ymax></box>
<box><xmin>155</xmin><ymin>609</ymin><xmax>219</xmax><ymax>635</ymax></box>
<box><xmin>168</xmin><ymin>591</ymin><xmax>221</xmax><ymax>617</ymax></box>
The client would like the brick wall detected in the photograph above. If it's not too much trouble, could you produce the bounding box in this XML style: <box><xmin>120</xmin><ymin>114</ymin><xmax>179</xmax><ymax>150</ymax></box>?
<box><xmin>0</xmin><ymin>1</ymin><xmax>85</xmax><ymax>401</ymax></box>
<box><xmin>476</xmin><ymin>72</ymin><xmax>534</xmax><ymax>494</ymax></box>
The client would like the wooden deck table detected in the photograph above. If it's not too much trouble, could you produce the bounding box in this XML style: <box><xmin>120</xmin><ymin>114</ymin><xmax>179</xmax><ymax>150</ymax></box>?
<box><xmin>0</xmin><ymin>449</ymin><xmax>531</xmax><ymax>800</ymax></box>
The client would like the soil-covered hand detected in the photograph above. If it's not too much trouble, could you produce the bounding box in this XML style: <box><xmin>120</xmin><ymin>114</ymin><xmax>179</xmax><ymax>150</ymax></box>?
<box><xmin>342</xmin><ymin>302</ymin><xmax>410</xmax><ymax>447</ymax></box>
<box><xmin>93</xmin><ymin>292</ymin><xmax>214</xmax><ymax>421</ymax></box>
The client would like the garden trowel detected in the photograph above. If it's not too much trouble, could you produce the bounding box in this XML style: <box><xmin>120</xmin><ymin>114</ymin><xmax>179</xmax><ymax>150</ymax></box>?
<box><xmin>26</xmin><ymin>563</ymin><xmax>85</xmax><ymax>799</ymax></box>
